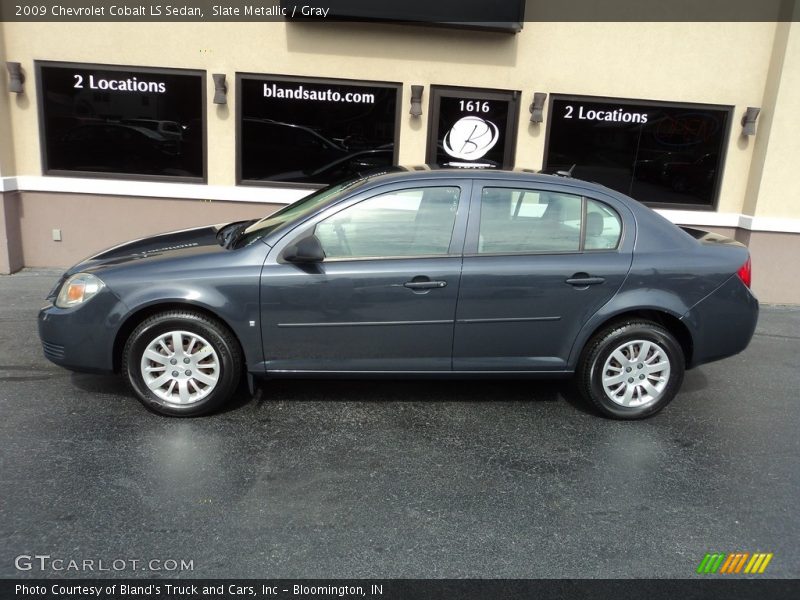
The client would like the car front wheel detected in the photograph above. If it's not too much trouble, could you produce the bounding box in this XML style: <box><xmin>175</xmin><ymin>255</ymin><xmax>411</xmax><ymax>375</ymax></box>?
<box><xmin>578</xmin><ymin>320</ymin><xmax>685</xmax><ymax>419</ymax></box>
<box><xmin>122</xmin><ymin>310</ymin><xmax>242</xmax><ymax>417</ymax></box>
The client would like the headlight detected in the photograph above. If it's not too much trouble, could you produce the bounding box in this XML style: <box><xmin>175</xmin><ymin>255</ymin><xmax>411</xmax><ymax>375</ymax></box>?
<box><xmin>55</xmin><ymin>273</ymin><xmax>106</xmax><ymax>308</ymax></box>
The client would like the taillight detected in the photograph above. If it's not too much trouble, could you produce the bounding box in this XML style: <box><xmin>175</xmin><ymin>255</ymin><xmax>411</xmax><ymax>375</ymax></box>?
<box><xmin>737</xmin><ymin>256</ymin><xmax>752</xmax><ymax>288</ymax></box>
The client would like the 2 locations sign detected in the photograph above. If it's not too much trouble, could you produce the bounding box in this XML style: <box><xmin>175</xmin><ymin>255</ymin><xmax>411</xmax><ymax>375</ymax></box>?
<box><xmin>70</xmin><ymin>72</ymin><xmax>167</xmax><ymax>93</ymax></box>
<box><xmin>238</xmin><ymin>74</ymin><xmax>400</xmax><ymax>185</ymax></box>
<box><xmin>561</xmin><ymin>102</ymin><xmax>649</xmax><ymax>124</ymax></box>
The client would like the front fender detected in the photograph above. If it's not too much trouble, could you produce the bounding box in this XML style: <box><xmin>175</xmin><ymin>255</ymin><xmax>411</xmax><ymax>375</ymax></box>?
<box><xmin>107</xmin><ymin>265</ymin><xmax>264</xmax><ymax>372</ymax></box>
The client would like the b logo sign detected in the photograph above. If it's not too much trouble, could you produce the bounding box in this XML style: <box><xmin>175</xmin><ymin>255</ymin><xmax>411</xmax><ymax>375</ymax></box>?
<box><xmin>443</xmin><ymin>116</ymin><xmax>500</xmax><ymax>161</ymax></box>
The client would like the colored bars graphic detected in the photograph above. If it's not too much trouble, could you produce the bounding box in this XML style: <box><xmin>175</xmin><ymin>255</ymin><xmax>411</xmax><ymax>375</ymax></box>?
<box><xmin>696</xmin><ymin>552</ymin><xmax>773</xmax><ymax>574</ymax></box>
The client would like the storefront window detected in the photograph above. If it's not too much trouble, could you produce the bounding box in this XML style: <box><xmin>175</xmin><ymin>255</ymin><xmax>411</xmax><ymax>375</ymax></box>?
<box><xmin>544</xmin><ymin>95</ymin><xmax>732</xmax><ymax>209</ymax></box>
<box><xmin>427</xmin><ymin>86</ymin><xmax>520</xmax><ymax>170</ymax></box>
<box><xmin>238</xmin><ymin>74</ymin><xmax>400</xmax><ymax>185</ymax></box>
<box><xmin>37</xmin><ymin>61</ymin><xmax>205</xmax><ymax>180</ymax></box>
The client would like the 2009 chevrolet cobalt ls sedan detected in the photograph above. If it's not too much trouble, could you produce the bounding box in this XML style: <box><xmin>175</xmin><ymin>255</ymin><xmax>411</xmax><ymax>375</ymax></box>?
<box><xmin>39</xmin><ymin>168</ymin><xmax>758</xmax><ymax>419</ymax></box>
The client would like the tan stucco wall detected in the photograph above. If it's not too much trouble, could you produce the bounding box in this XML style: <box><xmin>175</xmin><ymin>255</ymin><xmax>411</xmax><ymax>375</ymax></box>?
<box><xmin>747</xmin><ymin>230</ymin><xmax>800</xmax><ymax>304</ymax></box>
<box><xmin>749</xmin><ymin>20</ymin><xmax>800</xmax><ymax>219</ymax></box>
<box><xmin>0</xmin><ymin>20</ymin><xmax>783</xmax><ymax>217</ymax></box>
<box><xmin>0</xmin><ymin>23</ymin><xmax>18</xmax><ymax>177</ymax></box>
<box><xmin>0</xmin><ymin>191</ymin><xmax>23</xmax><ymax>273</ymax></box>
<box><xmin>15</xmin><ymin>192</ymin><xmax>280</xmax><ymax>267</ymax></box>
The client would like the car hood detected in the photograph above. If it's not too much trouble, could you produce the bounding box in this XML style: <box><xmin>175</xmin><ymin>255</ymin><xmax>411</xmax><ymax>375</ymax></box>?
<box><xmin>66</xmin><ymin>224</ymin><xmax>227</xmax><ymax>275</ymax></box>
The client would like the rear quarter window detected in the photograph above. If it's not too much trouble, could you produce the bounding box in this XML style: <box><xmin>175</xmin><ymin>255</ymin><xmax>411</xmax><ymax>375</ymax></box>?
<box><xmin>585</xmin><ymin>199</ymin><xmax>622</xmax><ymax>250</ymax></box>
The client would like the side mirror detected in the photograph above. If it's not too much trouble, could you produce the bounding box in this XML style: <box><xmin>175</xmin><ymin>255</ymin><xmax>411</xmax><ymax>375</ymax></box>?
<box><xmin>283</xmin><ymin>234</ymin><xmax>325</xmax><ymax>263</ymax></box>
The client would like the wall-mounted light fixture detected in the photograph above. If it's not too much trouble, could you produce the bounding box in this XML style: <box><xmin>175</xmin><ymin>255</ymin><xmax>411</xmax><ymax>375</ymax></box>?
<box><xmin>410</xmin><ymin>85</ymin><xmax>424</xmax><ymax>117</ymax></box>
<box><xmin>741</xmin><ymin>107</ymin><xmax>760</xmax><ymax>136</ymax></box>
<box><xmin>529</xmin><ymin>92</ymin><xmax>547</xmax><ymax>123</ymax></box>
<box><xmin>6</xmin><ymin>62</ymin><xmax>25</xmax><ymax>94</ymax></box>
<box><xmin>212</xmin><ymin>73</ymin><xmax>227</xmax><ymax>105</ymax></box>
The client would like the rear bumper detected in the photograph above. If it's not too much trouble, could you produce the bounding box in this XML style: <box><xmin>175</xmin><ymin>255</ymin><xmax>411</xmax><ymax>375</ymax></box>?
<box><xmin>681</xmin><ymin>275</ymin><xmax>759</xmax><ymax>369</ymax></box>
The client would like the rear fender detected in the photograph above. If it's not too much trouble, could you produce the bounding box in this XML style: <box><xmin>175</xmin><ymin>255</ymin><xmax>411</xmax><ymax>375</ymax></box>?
<box><xmin>566</xmin><ymin>289</ymin><xmax>690</xmax><ymax>370</ymax></box>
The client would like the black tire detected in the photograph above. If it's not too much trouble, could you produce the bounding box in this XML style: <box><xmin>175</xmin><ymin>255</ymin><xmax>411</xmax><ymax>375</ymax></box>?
<box><xmin>577</xmin><ymin>320</ymin><xmax>685</xmax><ymax>420</ymax></box>
<box><xmin>122</xmin><ymin>310</ymin><xmax>242</xmax><ymax>417</ymax></box>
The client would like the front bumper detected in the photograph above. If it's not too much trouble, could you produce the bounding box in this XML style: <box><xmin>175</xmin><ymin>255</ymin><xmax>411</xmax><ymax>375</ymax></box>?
<box><xmin>38</xmin><ymin>291</ymin><xmax>126</xmax><ymax>374</ymax></box>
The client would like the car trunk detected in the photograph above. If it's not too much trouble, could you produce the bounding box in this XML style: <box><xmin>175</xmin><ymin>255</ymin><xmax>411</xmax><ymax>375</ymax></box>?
<box><xmin>678</xmin><ymin>226</ymin><xmax>746</xmax><ymax>248</ymax></box>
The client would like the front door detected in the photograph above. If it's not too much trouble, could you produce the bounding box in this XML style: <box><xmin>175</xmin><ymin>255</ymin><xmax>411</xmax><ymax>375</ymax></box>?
<box><xmin>260</xmin><ymin>182</ymin><xmax>470</xmax><ymax>372</ymax></box>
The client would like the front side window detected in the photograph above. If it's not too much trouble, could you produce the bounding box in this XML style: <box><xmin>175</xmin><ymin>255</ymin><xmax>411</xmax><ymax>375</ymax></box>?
<box><xmin>478</xmin><ymin>188</ymin><xmax>622</xmax><ymax>254</ymax></box>
<box><xmin>315</xmin><ymin>187</ymin><xmax>461</xmax><ymax>259</ymax></box>
<box><xmin>38</xmin><ymin>62</ymin><xmax>204</xmax><ymax>180</ymax></box>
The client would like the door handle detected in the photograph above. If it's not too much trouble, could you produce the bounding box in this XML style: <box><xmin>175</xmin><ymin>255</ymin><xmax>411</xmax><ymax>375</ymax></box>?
<box><xmin>404</xmin><ymin>280</ymin><xmax>447</xmax><ymax>290</ymax></box>
<box><xmin>565</xmin><ymin>275</ymin><xmax>605</xmax><ymax>286</ymax></box>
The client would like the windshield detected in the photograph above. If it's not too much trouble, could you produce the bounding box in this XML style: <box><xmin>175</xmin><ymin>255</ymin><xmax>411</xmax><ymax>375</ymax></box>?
<box><xmin>233</xmin><ymin>177</ymin><xmax>368</xmax><ymax>248</ymax></box>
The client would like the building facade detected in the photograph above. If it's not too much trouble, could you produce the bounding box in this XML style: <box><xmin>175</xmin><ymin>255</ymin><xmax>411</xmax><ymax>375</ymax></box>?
<box><xmin>1</xmin><ymin>10</ymin><xmax>799</xmax><ymax>302</ymax></box>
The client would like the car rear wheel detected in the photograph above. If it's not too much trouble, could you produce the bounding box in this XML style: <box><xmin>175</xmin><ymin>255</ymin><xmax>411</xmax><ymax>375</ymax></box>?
<box><xmin>578</xmin><ymin>320</ymin><xmax>685</xmax><ymax>419</ymax></box>
<box><xmin>122</xmin><ymin>310</ymin><xmax>242</xmax><ymax>417</ymax></box>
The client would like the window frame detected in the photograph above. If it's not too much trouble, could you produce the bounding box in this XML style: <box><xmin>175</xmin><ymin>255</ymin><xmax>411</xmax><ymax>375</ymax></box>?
<box><xmin>425</xmin><ymin>84</ymin><xmax>521</xmax><ymax>170</ymax></box>
<box><xmin>464</xmin><ymin>182</ymin><xmax>626</xmax><ymax>257</ymax></box>
<box><xmin>543</xmin><ymin>93</ymin><xmax>734</xmax><ymax>212</ymax></box>
<box><xmin>35</xmin><ymin>60</ymin><xmax>207</xmax><ymax>183</ymax></box>
<box><xmin>236</xmin><ymin>72</ymin><xmax>403</xmax><ymax>189</ymax></box>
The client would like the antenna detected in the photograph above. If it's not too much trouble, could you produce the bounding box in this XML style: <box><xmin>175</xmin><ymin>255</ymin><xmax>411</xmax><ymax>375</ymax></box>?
<box><xmin>555</xmin><ymin>164</ymin><xmax>576</xmax><ymax>178</ymax></box>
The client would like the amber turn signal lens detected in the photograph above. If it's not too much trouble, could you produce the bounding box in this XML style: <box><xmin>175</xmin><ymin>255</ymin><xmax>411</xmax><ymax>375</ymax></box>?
<box><xmin>65</xmin><ymin>283</ymin><xmax>85</xmax><ymax>303</ymax></box>
<box><xmin>55</xmin><ymin>273</ymin><xmax>105</xmax><ymax>308</ymax></box>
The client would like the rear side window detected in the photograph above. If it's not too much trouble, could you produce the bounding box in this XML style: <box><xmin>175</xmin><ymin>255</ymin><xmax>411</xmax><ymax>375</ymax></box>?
<box><xmin>478</xmin><ymin>188</ymin><xmax>582</xmax><ymax>253</ymax></box>
<box><xmin>477</xmin><ymin>187</ymin><xmax>621</xmax><ymax>254</ymax></box>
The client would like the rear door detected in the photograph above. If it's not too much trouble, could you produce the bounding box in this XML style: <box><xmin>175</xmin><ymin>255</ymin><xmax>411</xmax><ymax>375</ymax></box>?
<box><xmin>453</xmin><ymin>181</ymin><xmax>634</xmax><ymax>371</ymax></box>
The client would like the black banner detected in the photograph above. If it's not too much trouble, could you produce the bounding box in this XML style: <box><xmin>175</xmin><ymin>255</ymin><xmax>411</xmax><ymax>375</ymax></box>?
<box><xmin>3</xmin><ymin>579</ymin><xmax>800</xmax><ymax>600</ymax></box>
<box><xmin>1</xmin><ymin>0</ymin><xmax>799</xmax><ymax>22</ymax></box>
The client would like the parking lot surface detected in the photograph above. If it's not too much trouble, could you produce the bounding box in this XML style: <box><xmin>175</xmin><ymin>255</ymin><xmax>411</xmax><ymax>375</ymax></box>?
<box><xmin>1</xmin><ymin>269</ymin><xmax>798</xmax><ymax>578</ymax></box>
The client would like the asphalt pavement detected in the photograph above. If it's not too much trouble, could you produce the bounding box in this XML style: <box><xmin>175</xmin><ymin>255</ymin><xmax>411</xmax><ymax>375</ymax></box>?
<box><xmin>1</xmin><ymin>269</ymin><xmax>798</xmax><ymax>578</ymax></box>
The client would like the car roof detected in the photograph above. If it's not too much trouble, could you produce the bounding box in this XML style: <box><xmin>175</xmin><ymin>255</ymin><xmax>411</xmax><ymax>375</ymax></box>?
<box><xmin>358</xmin><ymin>165</ymin><xmax>619</xmax><ymax>198</ymax></box>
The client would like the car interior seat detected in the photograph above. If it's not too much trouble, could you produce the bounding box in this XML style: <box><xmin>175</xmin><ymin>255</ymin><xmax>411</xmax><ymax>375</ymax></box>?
<box><xmin>584</xmin><ymin>211</ymin><xmax>606</xmax><ymax>249</ymax></box>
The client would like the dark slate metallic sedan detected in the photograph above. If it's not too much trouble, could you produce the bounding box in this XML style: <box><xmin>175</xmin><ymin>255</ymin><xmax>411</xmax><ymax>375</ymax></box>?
<box><xmin>38</xmin><ymin>168</ymin><xmax>758</xmax><ymax>419</ymax></box>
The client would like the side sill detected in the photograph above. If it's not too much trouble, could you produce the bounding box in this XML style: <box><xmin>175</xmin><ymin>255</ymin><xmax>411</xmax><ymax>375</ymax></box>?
<box><xmin>248</xmin><ymin>367</ymin><xmax>574</xmax><ymax>380</ymax></box>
